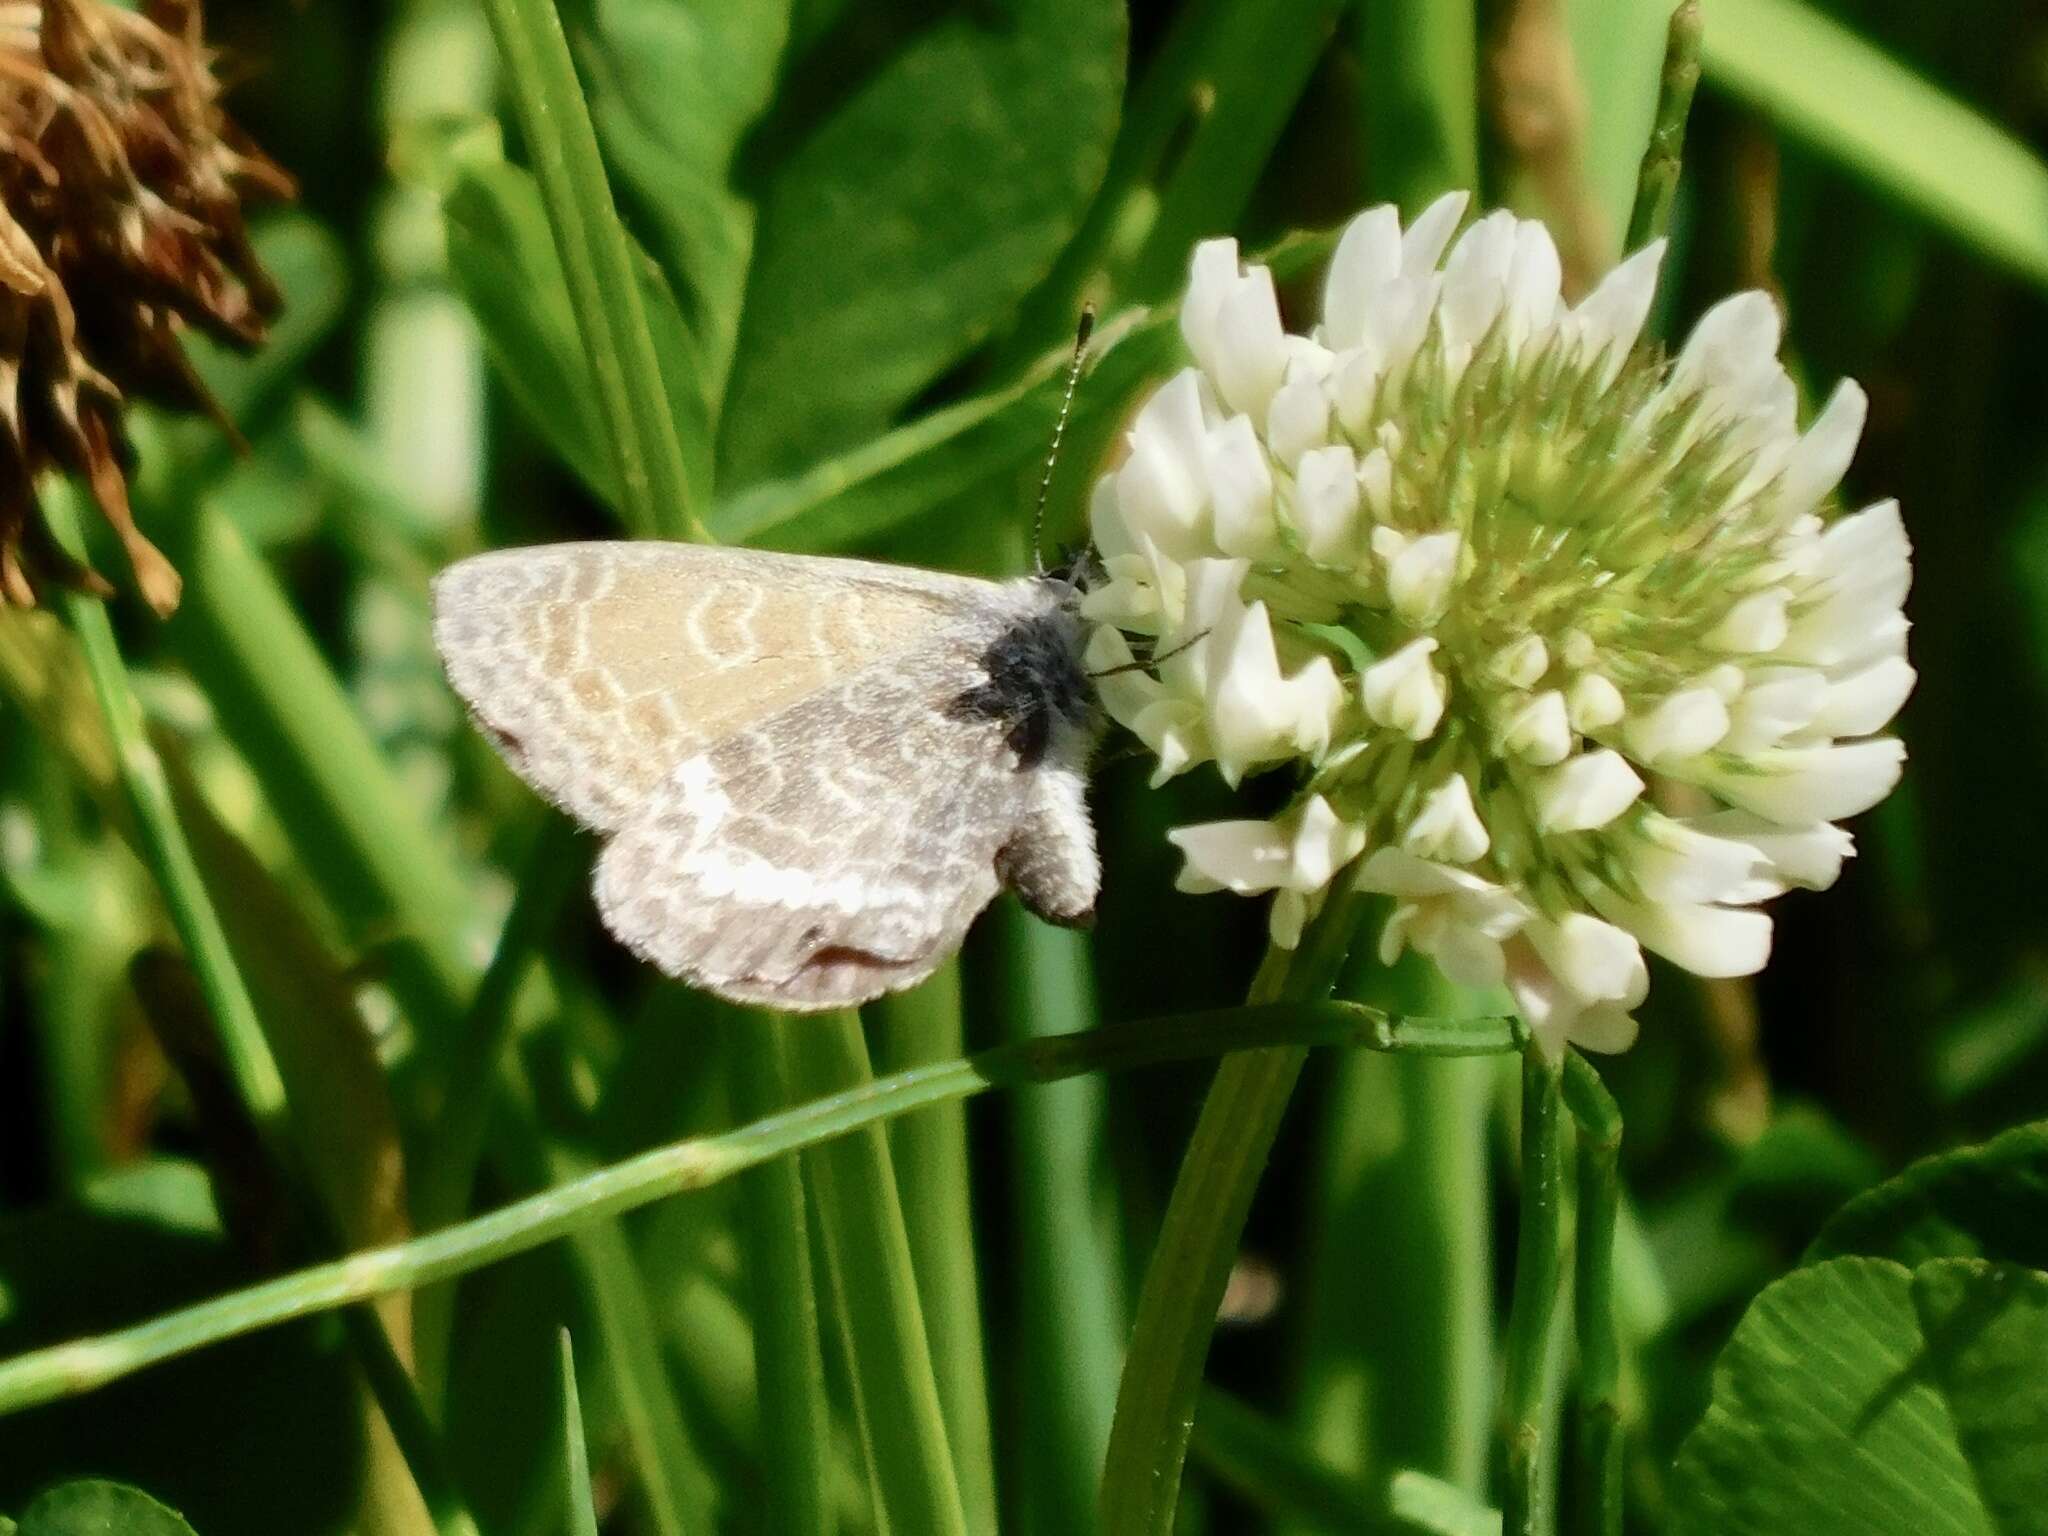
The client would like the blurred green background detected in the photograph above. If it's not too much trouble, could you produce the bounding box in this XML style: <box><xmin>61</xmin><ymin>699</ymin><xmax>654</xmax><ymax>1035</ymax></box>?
<box><xmin>2</xmin><ymin>0</ymin><xmax>2047</xmax><ymax>1533</ymax></box>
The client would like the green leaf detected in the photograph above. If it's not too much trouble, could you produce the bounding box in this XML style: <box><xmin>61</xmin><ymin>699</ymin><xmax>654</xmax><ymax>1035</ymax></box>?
<box><xmin>442</xmin><ymin>158</ymin><xmax>701</xmax><ymax>523</ymax></box>
<box><xmin>713</xmin><ymin>304</ymin><xmax>1179</xmax><ymax>554</ymax></box>
<box><xmin>714</xmin><ymin>227</ymin><xmax>1341</xmax><ymax>557</ymax></box>
<box><xmin>562</xmin><ymin>0</ymin><xmax>794</xmax><ymax>498</ymax></box>
<box><xmin>1808</xmin><ymin>1120</ymin><xmax>2048</xmax><ymax>1272</ymax></box>
<box><xmin>17</xmin><ymin>1482</ymin><xmax>201</xmax><ymax>1536</ymax></box>
<box><xmin>714</xmin><ymin>0</ymin><xmax>1126</xmax><ymax>487</ymax></box>
<box><xmin>1668</xmin><ymin>1256</ymin><xmax>2048</xmax><ymax>1536</ymax></box>
<box><xmin>1699</xmin><ymin>0</ymin><xmax>2048</xmax><ymax>289</ymax></box>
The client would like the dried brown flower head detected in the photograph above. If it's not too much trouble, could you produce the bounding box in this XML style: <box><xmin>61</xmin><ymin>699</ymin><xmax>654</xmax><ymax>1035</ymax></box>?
<box><xmin>0</xmin><ymin>0</ymin><xmax>291</xmax><ymax>616</ymax></box>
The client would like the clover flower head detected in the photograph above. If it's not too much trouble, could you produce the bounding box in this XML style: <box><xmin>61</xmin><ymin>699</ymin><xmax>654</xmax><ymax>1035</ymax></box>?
<box><xmin>1086</xmin><ymin>194</ymin><xmax>1914</xmax><ymax>1059</ymax></box>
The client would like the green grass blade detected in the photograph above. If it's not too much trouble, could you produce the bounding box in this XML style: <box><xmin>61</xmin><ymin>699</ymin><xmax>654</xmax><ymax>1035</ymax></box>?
<box><xmin>787</xmin><ymin>1012</ymin><xmax>968</xmax><ymax>1536</ymax></box>
<box><xmin>1125</xmin><ymin>0</ymin><xmax>1352</xmax><ymax>301</ymax></box>
<box><xmin>474</xmin><ymin>0</ymin><xmax>701</xmax><ymax>537</ymax></box>
<box><xmin>1358</xmin><ymin>0</ymin><xmax>1479</xmax><ymax>210</ymax></box>
<box><xmin>413</xmin><ymin>818</ymin><xmax>583</xmax><ymax>1229</ymax></box>
<box><xmin>984</xmin><ymin>907</ymin><xmax>1124</xmax><ymax>1535</ymax></box>
<box><xmin>540</xmin><ymin>1130</ymin><xmax>717</xmax><ymax>1536</ymax></box>
<box><xmin>1099</xmin><ymin>869</ymin><xmax>1376</xmax><ymax>1535</ymax></box>
<box><xmin>1501</xmin><ymin>1047</ymin><xmax>1568</xmax><ymax>1536</ymax></box>
<box><xmin>49</xmin><ymin>519</ymin><xmax>285</xmax><ymax>1145</ymax></box>
<box><xmin>559</xmin><ymin>1331</ymin><xmax>600</xmax><ymax>1536</ymax></box>
<box><xmin>1192</xmin><ymin>1387</ymin><xmax>1502</xmax><ymax>1536</ymax></box>
<box><xmin>734</xmin><ymin>1019</ymin><xmax>836</xmax><ymax>1536</ymax></box>
<box><xmin>0</xmin><ymin>999</ymin><xmax>1519</xmax><ymax>1418</ymax></box>
<box><xmin>1562</xmin><ymin>1057</ymin><xmax>1623</xmax><ymax>1536</ymax></box>
<box><xmin>162</xmin><ymin>505</ymin><xmax>474</xmax><ymax>1052</ymax></box>
<box><xmin>1699</xmin><ymin>0</ymin><xmax>2048</xmax><ymax>288</ymax></box>
<box><xmin>40</xmin><ymin>498</ymin><xmax>481</xmax><ymax>1536</ymax></box>
<box><xmin>870</xmin><ymin>966</ymin><xmax>998</xmax><ymax>1534</ymax></box>
<box><xmin>1193</xmin><ymin>1386</ymin><xmax>1393</xmax><ymax>1533</ymax></box>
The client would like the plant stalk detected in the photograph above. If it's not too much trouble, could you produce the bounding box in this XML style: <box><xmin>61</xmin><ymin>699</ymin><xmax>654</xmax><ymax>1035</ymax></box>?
<box><xmin>0</xmin><ymin>997</ymin><xmax>1516</xmax><ymax>1417</ymax></box>
<box><xmin>1502</xmin><ymin>1045</ymin><xmax>1568</xmax><ymax>1536</ymax></box>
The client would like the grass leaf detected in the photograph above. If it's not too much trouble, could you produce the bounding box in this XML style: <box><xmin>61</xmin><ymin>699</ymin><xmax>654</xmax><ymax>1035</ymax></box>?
<box><xmin>559</xmin><ymin>1332</ymin><xmax>599</xmax><ymax>1536</ymax></box>
<box><xmin>1700</xmin><ymin>0</ymin><xmax>2048</xmax><ymax>288</ymax></box>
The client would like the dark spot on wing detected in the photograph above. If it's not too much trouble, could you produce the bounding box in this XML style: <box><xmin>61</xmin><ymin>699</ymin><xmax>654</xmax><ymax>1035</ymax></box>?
<box><xmin>483</xmin><ymin>721</ymin><xmax>525</xmax><ymax>760</ymax></box>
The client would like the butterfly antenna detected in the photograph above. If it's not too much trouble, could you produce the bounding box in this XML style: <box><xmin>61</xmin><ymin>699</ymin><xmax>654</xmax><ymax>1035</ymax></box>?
<box><xmin>1033</xmin><ymin>304</ymin><xmax>1097</xmax><ymax>575</ymax></box>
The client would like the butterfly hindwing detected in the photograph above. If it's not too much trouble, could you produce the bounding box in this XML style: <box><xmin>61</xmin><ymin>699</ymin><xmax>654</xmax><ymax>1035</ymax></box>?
<box><xmin>590</xmin><ymin>657</ymin><xmax>1020</xmax><ymax>1007</ymax></box>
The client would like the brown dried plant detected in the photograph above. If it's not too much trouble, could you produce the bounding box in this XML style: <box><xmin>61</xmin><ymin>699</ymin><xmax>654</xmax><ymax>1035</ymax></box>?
<box><xmin>0</xmin><ymin>0</ymin><xmax>291</xmax><ymax>616</ymax></box>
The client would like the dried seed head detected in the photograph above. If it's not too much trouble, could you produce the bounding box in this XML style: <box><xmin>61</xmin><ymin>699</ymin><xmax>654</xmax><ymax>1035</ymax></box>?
<box><xmin>0</xmin><ymin>0</ymin><xmax>292</xmax><ymax>615</ymax></box>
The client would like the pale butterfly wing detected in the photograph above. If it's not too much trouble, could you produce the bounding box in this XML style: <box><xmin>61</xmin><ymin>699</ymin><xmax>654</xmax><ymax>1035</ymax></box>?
<box><xmin>434</xmin><ymin>541</ymin><xmax>1101</xmax><ymax>1009</ymax></box>
<box><xmin>593</xmin><ymin>647</ymin><xmax>1089</xmax><ymax>1008</ymax></box>
<box><xmin>432</xmin><ymin>542</ymin><xmax>998</xmax><ymax>831</ymax></box>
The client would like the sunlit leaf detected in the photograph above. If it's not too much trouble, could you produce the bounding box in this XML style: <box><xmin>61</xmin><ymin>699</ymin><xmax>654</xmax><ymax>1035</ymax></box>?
<box><xmin>1809</xmin><ymin>1120</ymin><xmax>2048</xmax><ymax>1272</ymax></box>
<box><xmin>442</xmin><ymin>159</ymin><xmax>700</xmax><ymax>524</ymax></box>
<box><xmin>1700</xmin><ymin>0</ymin><xmax>2048</xmax><ymax>288</ymax></box>
<box><xmin>1668</xmin><ymin>1256</ymin><xmax>2048</xmax><ymax>1536</ymax></box>
<box><xmin>16</xmin><ymin>1481</ymin><xmax>201</xmax><ymax>1536</ymax></box>
<box><xmin>714</xmin><ymin>0</ymin><xmax>1126</xmax><ymax>487</ymax></box>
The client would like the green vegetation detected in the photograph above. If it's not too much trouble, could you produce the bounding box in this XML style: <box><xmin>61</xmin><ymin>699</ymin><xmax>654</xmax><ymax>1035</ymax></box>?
<box><xmin>3</xmin><ymin>1</ymin><xmax>2047</xmax><ymax>1532</ymax></box>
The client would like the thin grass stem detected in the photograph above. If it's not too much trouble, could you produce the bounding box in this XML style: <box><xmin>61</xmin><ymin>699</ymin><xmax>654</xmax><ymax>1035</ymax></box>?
<box><xmin>735</xmin><ymin>1020</ymin><xmax>836</xmax><ymax>1536</ymax></box>
<box><xmin>1098</xmin><ymin>863</ymin><xmax>1381</xmax><ymax>1535</ymax></box>
<box><xmin>0</xmin><ymin>998</ymin><xmax>1517</xmax><ymax>1417</ymax></box>
<box><xmin>1501</xmin><ymin>1046</ymin><xmax>1568</xmax><ymax>1536</ymax></box>
<box><xmin>473</xmin><ymin>0</ymin><xmax>700</xmax><ymax>540</ymax></box>
<box><xmin>1562</xmin><ymin>1055</ymin><xmax>1623</xmax><ymax>1536</ymax></box>
<box><xmin>1624</xmin><ymin>1</ymin><xmax>1702</xmax><ymax>251</ymax></box>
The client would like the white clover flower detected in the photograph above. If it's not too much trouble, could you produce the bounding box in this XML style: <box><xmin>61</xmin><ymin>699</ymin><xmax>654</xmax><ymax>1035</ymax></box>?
<box><xmin>1088</xmin><ymin>194</ymin><xmax>1915</xmax><ymax>1060</ymax></box>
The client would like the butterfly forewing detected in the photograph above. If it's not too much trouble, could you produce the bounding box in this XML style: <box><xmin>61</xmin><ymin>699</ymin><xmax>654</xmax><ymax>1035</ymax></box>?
<box><xmin>432</xmin><ymin>543</ymin><xmax>994</xmax><ymax>831</ymax></box>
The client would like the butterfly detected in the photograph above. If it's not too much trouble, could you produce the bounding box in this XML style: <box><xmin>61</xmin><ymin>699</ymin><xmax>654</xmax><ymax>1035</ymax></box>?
<box><xmin>431</xmin><ymin>541</ymin><xmax>1103</xmax><ymax>1010</ymax></box>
